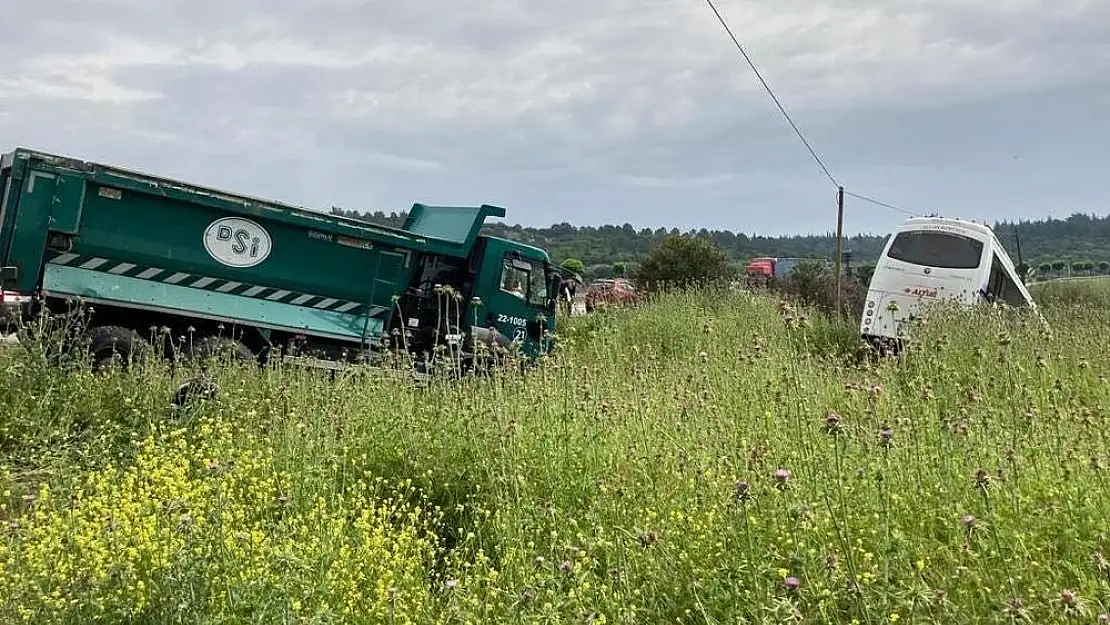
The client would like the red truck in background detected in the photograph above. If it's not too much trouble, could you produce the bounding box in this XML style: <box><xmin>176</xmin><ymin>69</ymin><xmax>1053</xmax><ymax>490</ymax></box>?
<box><xmin>745</xmin><ymin>257</ymin><xmax>827</xmax><ymax>279</ymax></box>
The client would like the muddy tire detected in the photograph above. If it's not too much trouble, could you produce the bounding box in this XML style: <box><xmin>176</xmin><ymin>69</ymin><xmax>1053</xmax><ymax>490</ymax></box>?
<box><xmin>171</xmin><ymin>375</ymin><xmax>220</xmax><ymax>410</ymax></box>
<box><xmin>88</xmin><ymin>325</ymin><xmax>149</xmax><ymax>371</ymax></box>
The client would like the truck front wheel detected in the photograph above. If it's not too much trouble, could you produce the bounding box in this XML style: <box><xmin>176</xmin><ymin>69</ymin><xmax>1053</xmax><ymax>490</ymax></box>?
<box><xmin>88</xmin><ymin>325</ymin><xmax>150</xmax><ymax>371</ymax></box>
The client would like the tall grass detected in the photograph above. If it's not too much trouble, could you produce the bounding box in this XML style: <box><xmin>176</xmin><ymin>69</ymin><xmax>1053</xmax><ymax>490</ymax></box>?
<box><xmin>1031</xmin><ymin>277</ymin><xmax>1110</xmax><ymax>310</ymax></box>
<box><xmin>2</xmin><ymin>289</ymin><xmax>1110</xmax><ymax>623</ymax></box>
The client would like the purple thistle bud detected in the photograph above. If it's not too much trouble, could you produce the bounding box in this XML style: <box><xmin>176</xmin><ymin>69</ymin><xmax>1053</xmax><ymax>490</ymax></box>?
<box><xmin>1098</xmin><ymin>613</ymin><xmax>1109</xmax><ymax>624</ymax></box>
<box><xmin>879</xmin><ymin>424</ymin><xmax>894</xmax><ymax>446</ymax></box>
<box><xmin>784</xmin><ymin>576</ymin><xmax>800</xmax><ymax>591</ymax></box>
<box><xmin>1060</xmin><ymin>589</ymin><xmax>1078</xmax><ymax>606</ymax></box>
<box><xmin>773</xmin><ymin>468</ymin><xmax>791</xmax><ymax>489</ymax></box>
<box><xmin>961</xmin><ymin>514</ymin><xmax>976</xmax><ymax>528</ymax></box>
<box><xmin>734</xmin><ymin>480</ymin><xmax>752</xmax><ymax>501</ymax></box>
<box><xmin>974</xmin><ymin>468</ymin><xmax>991</xmax><ymax>489</ymax></box>
<box><xmin>824</xmin><ymin>412</ymin><xmax>842</xmax><ymax>435</ymax></box>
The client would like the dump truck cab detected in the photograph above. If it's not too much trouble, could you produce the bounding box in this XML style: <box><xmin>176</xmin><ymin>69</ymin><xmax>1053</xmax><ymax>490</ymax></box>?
<box><xmin>476</xmin><ymin>236</ymin><xmax>558</xmax><ymax>356</ymax></box>
<box><xmin>373</xmin><ymin>204</ymin><xmax>559</xmax><ymax>366</ymax></box>
<box><xmin>392</xmin><ymin>233</ymin><xmax>558</xmax><ymax>364</ymax></box>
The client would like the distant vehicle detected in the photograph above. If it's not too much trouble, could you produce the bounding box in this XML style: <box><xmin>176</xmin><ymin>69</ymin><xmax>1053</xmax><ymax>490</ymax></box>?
<box><xmin>745</xmin><ymin>256</ymin><xmax>827</xmax><ymax>280</ymax></box>
<box><xmin>860</xmin><ymin>216</ymin><xmax>1047</xmax><ymax>352</ymax></box>
<box><xmin>585</xmin><ymin>278</ymin><xmax>638</xmax><ymax>312</ymax></box>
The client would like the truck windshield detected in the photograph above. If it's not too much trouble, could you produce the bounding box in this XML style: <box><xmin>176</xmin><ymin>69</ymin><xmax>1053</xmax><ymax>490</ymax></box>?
<box><xmin>886</xmin><ymin>231</ymin><xmax>984</xmax><ymax>269</ymax></box>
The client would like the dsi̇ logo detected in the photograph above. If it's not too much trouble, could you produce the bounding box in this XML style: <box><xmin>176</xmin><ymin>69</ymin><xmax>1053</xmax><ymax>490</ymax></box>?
<box><xmin>203</xmin><ymin>217</ymin><xmax>272</xmax><ymax>268</ymax></box>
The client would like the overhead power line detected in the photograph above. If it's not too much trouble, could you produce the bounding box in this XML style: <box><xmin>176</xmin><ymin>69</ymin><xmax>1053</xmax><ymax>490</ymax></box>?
<box><xmin>702</xmin><ymin>0</ymin><xmax>838</xmax><ymax>188</ymax></box>
<box><xmin>702</xmin><ymin>0</ymin><xmax>919</xmax><ymax>219</ymax></box>
<box><xmin>843</xmin><ymin>191</ymin><xmax>916</xmax><ymax>217</ymax></box>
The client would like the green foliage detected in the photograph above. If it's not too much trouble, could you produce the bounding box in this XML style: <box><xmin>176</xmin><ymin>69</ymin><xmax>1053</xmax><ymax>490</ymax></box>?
<box><xmin>634</xmin><ymin>234</ymin><xmax>732</xmax><ymax>290</ymax></box>
<box><xmin>611</xmin><ymin>262</ymin><xmax>627</xmax><ymax>277</ymax></box>
<box><xmin>772</xmin><ymin>262</ymin><xmax>868</xmax><ymax>320</ymax></box>
<box><xmin>559</xmin><ymin>257</ymin><xmax>586</xmax><ymax>277</ymax></box>
<box><xmin>3</xmin><ymin>288</ymin><xmax>1110</xmax><ymax>622</ymax></box>
<box><xmin>853</xmin><ymin>263</ymin><xmax>876</xmax><ymax>286</ymax></box>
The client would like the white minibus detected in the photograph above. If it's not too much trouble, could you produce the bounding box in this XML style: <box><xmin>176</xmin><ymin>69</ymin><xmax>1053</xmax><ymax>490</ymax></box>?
<box><xmin>860</xmin><ymin>216</ymin><xmax>1045</xmax><ymax>351</ymax></box>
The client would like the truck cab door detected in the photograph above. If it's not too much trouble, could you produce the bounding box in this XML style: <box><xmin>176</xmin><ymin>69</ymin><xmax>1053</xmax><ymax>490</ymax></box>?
<box><xmin>481</xmin><ymin>252</ymin><xmax>553</xmax><ymax>354</ymax></box>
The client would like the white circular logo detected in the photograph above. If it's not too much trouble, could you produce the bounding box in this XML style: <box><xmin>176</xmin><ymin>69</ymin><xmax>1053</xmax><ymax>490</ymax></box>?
<box><xmin>203</xmin><ymin>217</ymin><xmax>272</xmax><ymax>268</ymax></box>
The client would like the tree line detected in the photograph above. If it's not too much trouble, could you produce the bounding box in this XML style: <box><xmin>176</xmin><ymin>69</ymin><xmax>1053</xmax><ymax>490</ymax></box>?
<box><xmin>331</xmin><ymin>207</ymin><xmax>1110</xmax><ymax>282</ymax></box>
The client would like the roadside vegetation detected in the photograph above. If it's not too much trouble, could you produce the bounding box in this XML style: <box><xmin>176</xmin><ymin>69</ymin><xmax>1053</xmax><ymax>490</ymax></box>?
<box><xmin>2</xmin><ymin>281</ymin><xmax>1109</xmax><ymax>623</ymax></box>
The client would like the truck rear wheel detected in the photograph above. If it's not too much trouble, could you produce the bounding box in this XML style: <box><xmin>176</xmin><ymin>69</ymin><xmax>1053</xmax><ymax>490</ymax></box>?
<box><xmin>187</xmin><ymin>336</ymin><xmax>256</xmax><ymax>365</ymax></box>
<box><xmin>88</xmin><ymin>325</ymin><xmax>149</xmax><ymax>371</ymax></box>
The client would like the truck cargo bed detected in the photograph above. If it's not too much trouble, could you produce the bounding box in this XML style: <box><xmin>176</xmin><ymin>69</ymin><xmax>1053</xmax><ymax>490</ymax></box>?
<box><xmin>0</xmin><ymin>147</ymin><xmax>504</xmax><ymax>345</ymax></box>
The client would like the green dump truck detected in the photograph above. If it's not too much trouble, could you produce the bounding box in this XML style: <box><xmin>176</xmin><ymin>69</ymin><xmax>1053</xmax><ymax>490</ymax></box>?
<box><xmin>0</xmin><ymin>147</ymin><xmax>564</xmax><ymax>373</ymax></box>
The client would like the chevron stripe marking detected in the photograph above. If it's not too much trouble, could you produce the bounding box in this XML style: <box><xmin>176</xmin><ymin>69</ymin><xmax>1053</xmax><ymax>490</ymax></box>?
<box><xmin>47</xmin><ymin>256</ymin><xmax>378</xmax><ymax>315</ymax></box>
<box><xmin>80</xmin><ymin>257</ymin><xmax>109</xmax><ymax>270</ymax></box>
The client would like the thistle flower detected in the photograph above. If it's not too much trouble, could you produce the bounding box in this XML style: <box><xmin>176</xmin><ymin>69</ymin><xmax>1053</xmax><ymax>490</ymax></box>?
<box><xmin>1005</xmin><ymin>598</ymin><xmax>1027</xmax><ymax>619</ymax></box>
<box><xmin>974</xmin><ymin>468</ymin><xmax>991</xmax><ymax>489</ymax></box>
<box><xmin>734</xmin><ymin>480</ymin><xmax>752</xmax><ymax>502</ymax></box>
<box><xmin>773</xmin><ymin>468</ymin><xmax>791</xmax><ymax>490</ymax></box>
<box><xmin>878</xmin><ymin>424</ymin><xmax>894</xmax><ymax>447</ymax></box>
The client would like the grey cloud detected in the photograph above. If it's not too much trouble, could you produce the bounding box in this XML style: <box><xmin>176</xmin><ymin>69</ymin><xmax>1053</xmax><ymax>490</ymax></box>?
<box><xmin>1</xmin><ymin>0</ymin><xmax>1108</xmax><ymax>235</ymax></box>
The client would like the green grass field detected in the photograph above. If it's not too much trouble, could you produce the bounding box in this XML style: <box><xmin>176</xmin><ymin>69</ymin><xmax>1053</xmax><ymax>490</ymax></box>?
<box><xmin>2</xmin><ymin>286</ymin><xmax>1109</xmax><ymax>624</ymax></box>
<box><xmin>1030</xmin><ymin>277</ymin><xmax>1110</xmax><ymax>310</ymax></box>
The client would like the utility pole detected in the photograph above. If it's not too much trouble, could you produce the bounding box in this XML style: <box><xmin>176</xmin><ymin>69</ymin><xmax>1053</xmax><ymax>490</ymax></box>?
<box><xmin>834</xmin><ymin>186</ymin><xmax>844</xmax><ymax>316</ymax></box>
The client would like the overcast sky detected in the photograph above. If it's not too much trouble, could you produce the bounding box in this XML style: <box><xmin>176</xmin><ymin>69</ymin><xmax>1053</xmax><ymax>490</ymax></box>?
<box><xmin>2</xmin><ymin>0</ymin><xmax>1108</xmax><ymax>236</ymax></box>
